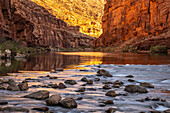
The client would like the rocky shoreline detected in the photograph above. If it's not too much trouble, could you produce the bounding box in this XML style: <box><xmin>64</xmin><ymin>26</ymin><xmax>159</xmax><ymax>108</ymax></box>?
<box><xmin>0</xmin><ymin>64</ymin><xmax>169</xmax><ymax>113</ymax></box>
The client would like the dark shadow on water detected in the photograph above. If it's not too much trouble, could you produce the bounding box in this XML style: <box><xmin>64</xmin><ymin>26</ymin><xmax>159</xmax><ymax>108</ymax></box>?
<box><xmin>0</xmin><ymin>52</ymin><xmax>170</xmax><ymax>74</ymax></box>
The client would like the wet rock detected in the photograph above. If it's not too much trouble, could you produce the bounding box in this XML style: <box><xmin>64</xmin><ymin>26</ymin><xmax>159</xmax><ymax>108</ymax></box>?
<box><xmin>18</xmin><ymin>81</ymin><xmax>29</xmax><ymax>91</ymax></box>
<box><xmin>51</xmin><ymin>84</ymin><xmax>58</xmax><ymax>88</ymax></box>
<box><xmin>152</xmin><ymin>97</ymin><xmax>160</xmax><ymax>101</ymax></box>
<box><xmin>106</xmin><ymin>108</ymin><xmax>116</xmax><ymax>113</ymax></box>
<box><xmin>99</xmin><ymin>103</ymin><xmax>106</xmax><ymax>107</ymax></box>
<box><xmin>103</xmin><ymin>85</ymin><xmax>111</xmax><ymax>89</ymax></box>
<box><xmin>58</xmin><ymin>83</ymin><xmax>67</xmax><ymax>89</ymax></box>
<box><xmin>87</xmin><ymin>80</ymin><xmax>93</xmax><ymax>84</ymax></box>
<box><xmin>7</xmin><ymin>83</ymin><xmax>20</xmax><ymax>91</ymax></box>
<box><xmin>82</xmin><ymin>84</ymin><xmax>86</xmax><ymax>86</ymax></box>
<box><xmin>112</xmin><ymin>80</ymin><xmax>124</xmax><ymax>88</ymax></box>
<box><xmin>161</xmin><ymin>99</ymin><xmax>166</xmax><ymax>102</ymax></box>
<box><xmin>117</xmin><ymin>92</ymin><xmax>128</xmax><ymax>96</ymax></box>
<box><xmin>32</xmin><ymin>107</ymin><xmax>49</xmax><ymax>111</ymax></box>
<box><xmin>97</xmin><ymin>69</ymin><xmax>112</xmax><ymax>77</ymax></box>
<box><xmin>81</xmin><ymin>77</ymin><xmax>88</xmax><ymax>82</ymax></box>
<box><xmin>46</xmin><ymin>75</ymin><xmax>50</xmax><ymax>77</ymax></box>
<box><xmin>105</xmin><ymin>90</ymin><xmax>116</xmax><ymax>97</ymax></box>
<box><xmin>104</xmin><ymin>100</ymin><xmax>114</xmax><ymax>104</ymax></box>
<box><xmin>96</xmin><ymin>73</ymin><xmax>102</xmax><ymax>76</ymax></box>
<box><xmin>46</xmin><ymin>94</ymin><xmax>62</xmax><ymax>106</ymax></box>
<box><xmin>76</xmin><ymin>97</ymin><xmax>83</xmax><ymax>100</ymax></box>
<box><xmin>55</xmin><ymin>68</ymin><xmax>63</xmax><ymax>71</ymax></box>
<box><xmin>124</xmin><ymin>85</ymin><xmax>148</xmax><ymax>93</ymax></box>
<box><xmin>49</xmin><ymin>77</ymin><xmax>58</xmax><ymax>79</ymax></box>
<box><xmin>0</xmin><ymin>107</ymin><xmax>29</xmax><ymax>112</ymax></box>
<box><xmin>76</xmin><ymin>87</ymin><xmax>86</xmax><ymax>92</ymax></box>
<box><xmin>125</xmin><ymin>75</ymin><xmax>134</xmax><ymax>78</ymax></box>
<box><xmin>87</xmin><ymin>88</ymin><xmax>97</xmax><ymax>91</ymax></box>
<box><xmin>163</xmin><ymin>109</ymin><xmax>170</xmax><ymax>113</ymax></box>
<box><xmin>64</xmin><ymin>80</ymin><xmax>77</xmax><ymax>85</ymax></box>
<box><xmin>60</xmin><ymin>98</ymin><xmax>77</xmax><ymax>108</ymax></box>
<box><xmin>128</xmin><ymin>79</ymin><xmax>135</xmax><ymax>82</ymax></box>
<box><xmin>0</xmin><ymin>84</ymin><xmax>7</xmax><ymax>90</ymax></box>
<box><xmin>0</xmin><ymin>101</ymin><xmax>8</xmax><ymax>105</ymax></box>
<box><xmin>94</xmin><ymin>78</ymin><xmax>100</xmax><ymax>81</ymax></box>
<box><xmin>140</xmin><ymin>82</ymin><xmax>154</xmax><ymax>88</ymax></box>
<box><xmin>24</xmin><ymin>90</ymin><xmax>49</xmax><ymax>100</ymax></box>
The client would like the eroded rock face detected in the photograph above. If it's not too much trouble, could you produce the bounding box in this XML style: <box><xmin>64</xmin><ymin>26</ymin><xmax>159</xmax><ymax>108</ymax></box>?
<box><xmin>0</xmin><ymin>0</ymin><xmax>94</xmax><ymax>48</ymax></box>
<box><xmin>93</xmin><ymin>0</ymin><xmax>170</xmax><ymax>50</ymax></box>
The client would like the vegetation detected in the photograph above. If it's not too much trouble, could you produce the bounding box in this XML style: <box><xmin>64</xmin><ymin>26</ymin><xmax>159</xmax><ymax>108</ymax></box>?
<box><xmin>121</xmin><ymin>46</ymin><xmax>137</xmax><ymax>53</ymax></box>
<box><xmin>150</xmin><ymin>45</ymin><xmax>168</xmax><ymax>53</ymax></box>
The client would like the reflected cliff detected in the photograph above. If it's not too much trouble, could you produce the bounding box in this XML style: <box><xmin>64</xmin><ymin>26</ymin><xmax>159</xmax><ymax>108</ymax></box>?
<box><xmin>0</xmin><ymin>52</ymin><xmax>170</xmax><ymax>74</ymax></box>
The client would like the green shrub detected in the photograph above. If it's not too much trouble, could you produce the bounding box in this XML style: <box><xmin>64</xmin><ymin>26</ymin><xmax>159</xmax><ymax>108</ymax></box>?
<box><xmin>121</xmin><ymin>46</ymin><xmax>137</xmax><ymax>53</ymax></box>
<box><xmin>150</xmin><ymin>45</ymin><xmax>168</xmax><ymax>53</ymax></box>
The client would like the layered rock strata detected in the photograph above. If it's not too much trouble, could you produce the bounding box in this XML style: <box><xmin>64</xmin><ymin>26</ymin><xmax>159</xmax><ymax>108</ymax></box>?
<box><xmin>0</xmin><ymin>0</ymin><xmax>94</xmax><ymax>48</ymax></box>
<box><xmin>93</xmin><ymin>0</ymin><xmax>170</xmax><ymax>50</ymax></box>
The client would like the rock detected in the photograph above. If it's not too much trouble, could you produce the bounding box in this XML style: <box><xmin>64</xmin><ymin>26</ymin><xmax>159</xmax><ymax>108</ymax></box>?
<box><xmin>106</xmin><ymin>108</ymin><xmax>116</xmax><ymax>113</ymax></box>
<box><xmin>81</xmin><ymin>77</ymin><xmax>88</xmax><ymax>82</ymax></box>
<box><xmin>128</xmin><ymin>79</ymin><xmax>135</xmax><ymax>82</ymax></box>
<box><xmin>46</xmin><ymin>94</ymin><xmax>62</xmax><ymax>106</ymax></box>
<box><xmin>51</xmin><ymin>84</ymin><xmax>58</xmax><ymax>88</ymax></box>
<box><xmin>94</xmin><ymin>78</ymin><xmax>100</xmax><ymax>81</ymax></box>
<box><xmin>76</xmin><ymin>97</ymin><xmax>83</xmax><ymax>100</ymax></box>
<box><xmin>124</xmin><ymin>85</ymin><xmax>148</xmax><ymax>93</ymax></box>
<box><xmin>46</xmin><ymin>75</ymin><xmax>50</xmax><ymax>77</ymax></box>
<box><xmin>152</xmin><ymin>98</ymin><xmax>160</xmax><ymax>101</ymax></box>
<box><xmin>125</xmin><ymin>75</ymin><xmax>134</xmax><ymax>78</ymax></box>
<box><xmin>49</xmin><ymin>77</ymin><xmax>58</xmax><ymax>79</ymax></box>
<box><xmin>58</xmin><ymin>83</ymin><xmax>67</xmax><ymax>89</ymax></box>
<box><xmin>60</xmin><ymin>98</ymin><xmax>77</xmax><ymax>108</ymax></box>
<box><xmin>140</xmin><ymin>82</ymin><xmax>154</xmax><ymax>88</ymax></box>
<box><xmin>1</xmin><ymin>107</ymin><xmax>29</xmax><ymax>112</ymax></box>
<box><xmin>163</xmin><ymin>109</ymin><xmax>170</xmax><ymax>113</ymax></box>
<box><xmin>97</xmin><ymin>69</ymin><xmax>112</xmax><ymax>77</ymax></box>
<box><xmin>64</xmin><ymin>80</ymin><xmax>77</xmax><ymax>85</ymax></box>
<box><xmin>99</xmin><ymin>103</ymin><xmax>106</xmax><ymax>107</ymax></box>
<box><xmin>105</xmin><ymin>90</ymin><xmax>116</xmax><ymax>97</ymax></box>
<box><xmin>7</xmin><ymin>83</ymin><xmax>20</xmax><ymax>91</ymax></box>
<box><xmin>103</xmin><ymin>85</ymin><xmax>111</xmax><ymax>89</ymax></box>
<box><xmin>112</xmin><ymin>80</ymin><xmax>124</xmax><ymax>88</ymax></box>
<box><xmin>23</xmin><ymin>90</ymin><xmax>49</xmax><ymax>100</ymax></box>
<box><xmin>76</xmin><ymin>87</ymin><xmax>86</xmax><ymax>92</ymax></box>
<box><xmin>55</xmin><ymin>68</ymin><xmax>63</xmax><ymax>71</ymax></box>
<box><xmin>0</xmin><ymin>101</ymin><xmax>8</xmax><ymax>105</ymax></box>
<box><xmin>161</xmin><ymin>99</ymin><xmax>166</xmax><ymax>102</ymax></box>
<box><xmin>18</xmin><ymin>81</ymin><xmax>29</xmax><ymax>91</ymax></box>
<box><xmin>87</xmin><ymin>80</ymin><xmax>93</xmax><ymax>84</ymax></box>
<box><xmin>104</xmin><ymin>100</ymin><xmax>114</xmax><ymax>104</ymax></box>
<box><xmin>32</xmin><ymin>107</ymin><xmax>49</xmax><ymax>111</ymax></box>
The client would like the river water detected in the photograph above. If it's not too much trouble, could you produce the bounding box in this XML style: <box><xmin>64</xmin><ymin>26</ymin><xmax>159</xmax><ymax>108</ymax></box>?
<box><xmin>0</xmin><ymin>52</ymin><xmax>170</xmax><ymax>113</ymax></box>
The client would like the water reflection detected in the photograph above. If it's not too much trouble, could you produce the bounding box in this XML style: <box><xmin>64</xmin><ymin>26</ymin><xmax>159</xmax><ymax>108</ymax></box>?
<box><xmin>0</xmin><ymin>52</ymin><xmax>170</xmax><ymax>74</ymax></box>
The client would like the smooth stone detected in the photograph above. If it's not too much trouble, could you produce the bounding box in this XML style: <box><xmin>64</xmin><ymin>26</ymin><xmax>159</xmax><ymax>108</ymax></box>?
<box><xmin>60</xmin><ymin>98</ymin><xmax>77</xmax><ymax>108</ymax></box>
<box><xmin>125</xmin><ymin>75</ymin><xmax>134</xmax><ymax>78</ymax></box>
<box><xmin>64</xmin><ymin>80</ymin><xmax>77</xmax><ymax>85</ymax></box>
<box><xmin>105</xmin><ymin>90</ymin><xmax>116</xmax><ymax>97</ymax></box>
<box><xmin>46</xmin><ymin>94</ymin><xmax>62</xmax><ymax>106</ymax></box>
<box><xmin>106</xmin><ymin>108</ymin><xmax>116</xmax><ymax>113</ymax></box>
<box><xmin>18</xmin><ymin>81</ymin><xmax>29</xmax><ymax>91</ymax></box>
<box><xmin>161</xmin><ymin>99</ymin><xmax>166</xmax><ymax>102</ymax></box>
<box><xmin>140</xmin><ymin>82</ymin><xmax>154</xmax><ymax>88</ymax></box>
<box><xmin>81</xmin><ymin>77</ymin><xmax>88</xmax><ymax>82</ymax></box>
<box><xmin>76</xmin><ymin>87</ymin><xmax>86</xmax><ymax>92</ymax></box>
<box><xmin>32</xmin><ymin>107</ymin><xmax>49</xmax><ymax>111</ymax></box>
<box><xmin>51</xmin><ymin>84</ymin><xmax>58</xmax><ymax>88</ymax></box>
<box><xmin>128</xmin><ymin>79</ymin><xmax>135</xmax><ymax>82</ymax></box>
<box><xmin>99</xmin><ymin>103</ymin><xmax>106</xmax><ymax>107</ymax></box>
<box><xmin>104</xmin><ymin>100</ymin><xmax>114</xmax><ymax>104</ymax></box>
<box><xmin>97</xmin><ymin>69</ymin><xmax>112</xmax><ymax>77</ymax></box>
<box><xmin>124</xmin><ymin>85</ymin><xmax>148</xmax><ymax>93</ymax></box>
<box><xmin>23</xmin><ymin>90</ymin><xmax>49</xmax><ymax>100</ymax></box>
<box><xmin>86</xmin><ymin>80</ymin><xmax>93</xmax><ymax>84</ymax></box>
<box><xmin>58</xmin><ymin>83</ymin><xmax>67</xmax><ymax>89</ymax></box>
<box><xmin>103</xmin><ymin>85</ymin><xmax>111</xmax><ymax>89</ymax></box>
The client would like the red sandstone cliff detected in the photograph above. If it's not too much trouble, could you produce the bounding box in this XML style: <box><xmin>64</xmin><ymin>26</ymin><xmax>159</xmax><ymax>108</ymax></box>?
<box><xmin>0</xmin><ymin>0</ymin><xmax>94</xmax><ymax>48</ymax></box>
<box><xmin>94</xmin><ymin>0</ymin><xmax>170</xmax><ymax>50</ymax></box>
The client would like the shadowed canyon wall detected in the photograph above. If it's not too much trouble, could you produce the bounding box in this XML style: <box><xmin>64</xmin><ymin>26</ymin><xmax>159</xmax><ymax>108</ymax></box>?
<box><xmin>0</xmin><ymin>0</ymin><xmax>94</xmax><ymax>48</ymax></box>
<box><xmin>31</xmin><ymin>0</ymin><xmax>105</xmax><ymax>38</ymax></box>
<box><xmin>93</xmin><ymin>0</ymin><xmax>170</xmax><ymax>50</ymax></box>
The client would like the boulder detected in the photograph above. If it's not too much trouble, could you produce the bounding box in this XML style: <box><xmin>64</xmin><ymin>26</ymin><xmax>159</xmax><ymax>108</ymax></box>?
<box><xmin>124</xmin><ymin>85</ymin><xmax>148</xmax><ymax>93</ymax></box>
<box><xmin>18</xmin><ymin>81</ymin><xmax>29</xmax><ymax>91</ymax></box>
<box><xmin>140</xmin><ymin>82</ymin><xmax>154</xmax><ymax>88</ymax></box>
<box><xmin>103</xmin><ymin>85</ymin><xmax>111</xmax><ymax>89</ymax></box>
<box><xmin>23</xmin><ymin>90</ymin><xmax>49</xmax><ymax>100</ymax></box>
<box><xmin>58</xmin><ymin>83</ymin><xmax>67</xmax><ymax>89</ymax></box>
<box><xmin>60</xmin><ymin>98</ymin><xmax>77</xmax><ymax>108</ymax></box>
<box><xmin>46</xmin><ymin>94</ymin><xmax>62</xmax><ymax>106</ymax></box>
<box><xmin>97</xmin><ymin>69</ymin><xmax>112</xmax><ymax>77</ymax></box>
<box><xmin>105</xmin><ymin>90</ymin><xmax>116</xmax><ymax>97</ymax></box>
<box><xmin>64</xmin><ymin>80</ymin><xmax>77</xmax><ymax>85</ymax></box>
<box><xmin>81</xmin><ymin>77</ymin><xmax>88</xmax><ymax>82</ymax></box>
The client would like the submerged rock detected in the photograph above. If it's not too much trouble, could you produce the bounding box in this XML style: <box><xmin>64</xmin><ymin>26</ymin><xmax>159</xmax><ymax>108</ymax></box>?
<box><xmin>51</xmin><ymin>84</ymin><xmax>58</xmax><ymax>88</ymax></box>
<box><xmin>105</xmin><ymin>90</ymin><xmax>116</xmax><ymax>97</ymax></box>
<box><xmin>104</xmin><ymin>100</ymin><xmax>114</xmax><ymax>104</ymax></box>
<box><xmin>58</xmin><ymin>83</ymin><xmax>67</xmax><ymax>89</ymax></box>
<box><xmin>94</xmin><ymin>78</ymin><xmax>100</xmax><ymax>81</ymax></box>
<box><xmin>23</xmin><ymin>90</ymin><xmax>49</xmax><ymax>100</ymax></box>
<box><xmin>125</xmin><ymin>75</ymin><xmax>134</xmax><ymax>78</ymax></box>
<box><xmin>103</xmin><ymin>85</ymin><xmax>111</xmax><ymax>89</ymax></box>
<box><xmin>112</xmin><ymin>80</ymin><xmax>124</xmax><ymax>88</ymax></box>
<box><xmin>140</xmin><ymin>82</ymin><xmax>154</xmax><ymax>88</ymax></box>
<box><xmin>7</xmin><ymin>83</ymin><xmax>20</xmax><ymax>91</ymax></box>
<box><xmin>128</xmin><ymin>79</ymin><xmax>135</xmax><ymax>82</ymax></box>
<box><xmin>76</xmin><ymin>87</ymin><xmax>86</xmax><ymax>92</ymax></box>
<box><xmin>97</xmin><ymin>69</ymin><xmax>112</xmax><ymax>77</ymax></box>
<box><xmin>46</xmin><ymin>94</ymin><xmax>62</xmax><ymax>106</ymax></box>
<box><xmin>64</xmin><ymin>80</ymin><xmax>77</xmax><ymax>85</ymax></box>
<box><xmin>18</xmin><ymin>81</ymin><xmax>29</xmax><ymax>91</ymax></box>
<box><xmin>86</xmin><ymin>80</ymin><xmax>93</xmax><ymax>84</ymax></box>
<box><xmin>32</xmin><ymin>107</ymin><xmax>49</xmax><ymax>111</ymax></box>
<box><xmin>60</xmin><ymin>98</ymin><xmax>77</xmax><ymax>108</ymax></box>
<box><xmin>124</xmin><ymin>85</ymin><xmax>148</xmax><ymax>93</ymax></box>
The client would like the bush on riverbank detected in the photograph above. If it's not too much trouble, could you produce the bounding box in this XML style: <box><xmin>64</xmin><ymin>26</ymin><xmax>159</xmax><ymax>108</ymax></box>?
<box><xmin>121</xmin><ymin>46</ymin><xmax>137</xmax><ymax>53</ymax></box>
<box><xmin>150</xmin><ymin>45</ymin><xmax>168</xmax><ymax>53</ymax></box>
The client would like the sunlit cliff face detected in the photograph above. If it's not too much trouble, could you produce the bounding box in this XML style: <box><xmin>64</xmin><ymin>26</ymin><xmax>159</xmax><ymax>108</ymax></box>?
<box><xmin>31</xmin><ymin>0</ymin><xmax>105</xmax><ymax>38</ymax></box>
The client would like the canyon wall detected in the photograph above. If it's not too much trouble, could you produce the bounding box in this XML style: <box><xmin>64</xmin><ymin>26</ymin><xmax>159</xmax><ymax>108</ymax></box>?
<box><xmin>94</xmin><ymin>0</ymin><xmax>170</xmax><ymax>50</ymax></box>
<box><xmin>0</xmin><ymin>0</ymin><xmax>94</xmax><ymax>48</ymax></box>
